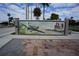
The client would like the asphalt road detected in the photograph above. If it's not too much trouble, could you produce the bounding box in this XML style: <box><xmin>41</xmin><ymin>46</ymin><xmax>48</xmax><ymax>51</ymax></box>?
<box><xmin>0</xmin><ymin>27</ymin><xmax>15</xmax><ymax>36</ymax></box>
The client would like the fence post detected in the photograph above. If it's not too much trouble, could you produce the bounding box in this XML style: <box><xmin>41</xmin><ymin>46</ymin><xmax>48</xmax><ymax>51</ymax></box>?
<box><xmin>15</xmin><ymin>18</ymin><xmax>19</xmax><ymax>35</ymax></box>
<box><xmin>64</xmin><ymin>18</ymin><xmax>69</xmax><ymax>35</ymax></box>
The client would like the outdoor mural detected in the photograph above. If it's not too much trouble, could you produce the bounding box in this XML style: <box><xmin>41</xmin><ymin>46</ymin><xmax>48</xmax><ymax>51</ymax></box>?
<box><xmin>18</xmin><ymin>20</ymin><xmax>65</xmax><ymax>35</ymax></box>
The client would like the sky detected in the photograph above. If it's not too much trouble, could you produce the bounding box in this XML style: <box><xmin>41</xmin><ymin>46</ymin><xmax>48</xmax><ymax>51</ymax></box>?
<box><xmin>0</xmin><ymin>3</ymin><xmax>79</xmax><ymax>22</ymax></box>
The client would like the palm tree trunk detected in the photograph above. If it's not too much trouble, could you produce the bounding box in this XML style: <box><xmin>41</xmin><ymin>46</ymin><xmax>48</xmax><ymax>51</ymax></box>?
<box><xmin>26</xmin><ymin>4</ymin><xmax>28</xmax><ymax>20</ymax></box>
<box><xmin>43</xmin><ymin>6</ymin><xmax>45</xmax><ymax>20</ymax></box>
<box><xmin>36</xmin><ymin>3</ymin><xmax>39</xmax><ymax>20</ymax></box>
<box><xmin>28</xmin><ymin>4</ymin><xmax>29</xmax><ymax>20</ymax></box>
<box><xmin>8</xmin><ymin>17</ymin><xmax>10</xmax><ymax>25</ymax></box>
<box><xmin>36</xmin><ymin>3</ymin><xmax>39</xmax><ymax>8</ymax></box>
<box><xmin>31</xmin><ymin>6</ymin><xmax>32</xmax><ymax>20</ymax></box>
<box><xmin>26</xmin><ymin>4</ymin><xmax>29</xmax><ymax>20</ymax></box>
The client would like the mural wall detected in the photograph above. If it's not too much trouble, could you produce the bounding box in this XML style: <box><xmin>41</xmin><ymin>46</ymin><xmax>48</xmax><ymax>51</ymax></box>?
<box><xmin>18</xmin><ymin>20</ymin><xmax>65</xmax><ymax>35</ymax></box>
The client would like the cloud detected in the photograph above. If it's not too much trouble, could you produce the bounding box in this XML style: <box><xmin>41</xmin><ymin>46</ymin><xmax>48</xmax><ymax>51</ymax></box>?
<box><xmin>0</xmin><ymin>3</ymin><xmax>79</xmax><ymax>23</ymax></box>
<box><xmin>50</xmin><ymin>3</ymin><xmax>79</xmax><ymax>9</ymax></box>
<box><xmin>45</xmin><ymin>3</ymin><xmax>79</xmax><ymax>20</ymax></box>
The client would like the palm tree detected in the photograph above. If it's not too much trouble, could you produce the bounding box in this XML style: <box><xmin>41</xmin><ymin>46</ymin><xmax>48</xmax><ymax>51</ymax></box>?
<box><xmin>50</xmin><ymin>13</ymin><xmax>59</xmax><ymax>20</ymax></box>
<box><xmin>33</xmin><ymin>7</ymin><xmax>41</xmax><ymax>20</ymax></box>
<box><xmin>69</xmin><ymin>17</ymin><xmax>75</xmax><ymax>26</ymax></box>
<box><xmin>41</xmin><ymin>3</ymin><xmax>50</xmax><ymax>20</ymax></box>
<box><xmin>7</xmin><ymin>13</ymin><xmax>11</xmax><ymax>17</ymax></box>
<box><xmin>7</xmin><ymin>13</ymin><xmax>11</xmax><ymax>25</ymax></box>
<box><xmin>70</xmin><ymin>17</ymin><xmax>74</xmax><ymax>20</ymax></box>
<box><xmin>7</xmin><ymin>13</ymin><xmax>14</xmax><ymax>25</ymax></box>
<box><xmin>9</xmin><ymin>17</ymin><xmax>14</xmax><ymax>23</ymax></box>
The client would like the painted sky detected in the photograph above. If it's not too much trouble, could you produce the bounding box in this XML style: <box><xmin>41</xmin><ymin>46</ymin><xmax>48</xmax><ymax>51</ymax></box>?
<box><xmin>0</xmin><ymin>3</ymin><xmax>79</xmax><ymax>22</ymax></box>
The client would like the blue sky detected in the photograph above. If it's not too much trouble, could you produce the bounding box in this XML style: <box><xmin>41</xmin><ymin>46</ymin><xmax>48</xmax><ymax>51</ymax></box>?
<box><xmin>0</xmin><ymin>3</ymin><xmax>79</xmax><ymax>22</ymax></box>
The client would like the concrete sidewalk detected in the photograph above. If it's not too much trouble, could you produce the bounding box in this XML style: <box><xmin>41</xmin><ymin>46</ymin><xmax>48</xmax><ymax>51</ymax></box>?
<box><xmin>11</xmin><ymin>34</ymin><xmax>79</xmax><ymax>39</ymax></box>
<box><xmin>0</xmin><ymin>31</ymin><xmax>15</xmax><ymax>38</ymax></box>
<box><xmin>0</xmin><ymin>33</ymin><xmax>79</xmax><ymax>48</ymax></box>
<box><xmin>0</xmin><ymin>35</ymin><xmax>13</xmax><ymax>48</ymax></box>
<box><xmin>0</xmin><ymin>27</ymin><xmax>15</xmax><ymax>48</ymax></box>
<box><xmin>0</xmin><ymin>27</ymin><xmax>15</xmax><ymax>34</ymax></box>
<box><xmin>0</xmin><ymin>27</ymin><xmax>15</xmax><ymax>38</ymax></box>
